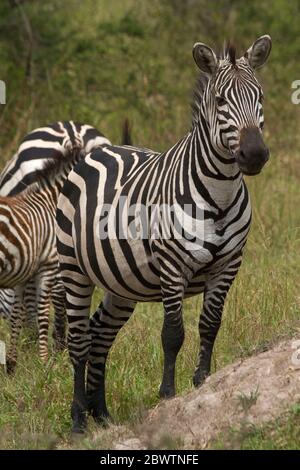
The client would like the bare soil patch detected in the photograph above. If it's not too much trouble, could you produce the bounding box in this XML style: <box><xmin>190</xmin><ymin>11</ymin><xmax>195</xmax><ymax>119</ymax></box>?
<box><xmin>112</xmin><ymin>336</ymin><xmax>300</xmax><ymax>449</ymax></box>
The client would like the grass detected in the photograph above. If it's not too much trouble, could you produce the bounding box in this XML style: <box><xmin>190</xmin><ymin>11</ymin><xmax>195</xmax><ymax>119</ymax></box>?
<box><xmin>237</xmin><ymin>387</ymin><xmax>260</xmax><ymax>414</ymax></box>
<box><xmin>211</xmin><ymin>404</ymin><xmax>300</xmax><ymax>450</ymax></box>
<box><xmin>0</xmin><ymin>0</ymin><xmax>300</xmax><ymax>450</ymax></box>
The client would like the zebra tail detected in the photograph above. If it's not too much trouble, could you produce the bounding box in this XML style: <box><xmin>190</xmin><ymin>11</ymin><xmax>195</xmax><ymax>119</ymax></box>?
<box><xmin>121</xmin><ymin>119</ymin><xmax>132</xmax><ymax>146</ymax></box>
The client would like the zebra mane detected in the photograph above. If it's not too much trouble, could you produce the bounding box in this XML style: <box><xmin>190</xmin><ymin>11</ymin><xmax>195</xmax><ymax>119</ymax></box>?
<box><xmin>191</xmin><ymin>73</ymin><xmax>209</xmax><ymax>127</ymax></box>
<box><xmin>221</xmin><ymin>41</ymin><xmax>237</xmax><ymax>65</ymax></box>
<box><xmin>29</xmin><ymin>147</ymin><xmax>83</xmax><ymax>192</ymax></box>
<box><xmin>191</xmin><ymin>41</ymin><xmax>237</xmax><ymax>127</ymax></box>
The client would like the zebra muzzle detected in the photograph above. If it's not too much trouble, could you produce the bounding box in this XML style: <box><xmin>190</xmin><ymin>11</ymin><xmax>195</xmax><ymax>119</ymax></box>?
<box><xmin>236</xmin><ymin>127</ymin><xmax>269</xmax><ymax>176</ymax></box>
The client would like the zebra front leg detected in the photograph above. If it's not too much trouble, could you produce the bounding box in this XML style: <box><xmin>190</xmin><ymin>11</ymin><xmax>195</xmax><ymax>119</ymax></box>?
<box><xmin>193</xmin><ymin>257</ymin><xmax>242</xmax><ymax>387</ymax></box>
<box><xmin>87</xmin><ymin>293</ymin><xmax>136</xmax><ymax>425</ymax></box>
<box><xmin>6</xmin><ymin>286</ymin><xmax>25</xmax><ymax>374</ymax></box>
<box><xmin>159</xmin><ymin>279</ymin><xmax>186</xmax><ymax>399</ymax></box>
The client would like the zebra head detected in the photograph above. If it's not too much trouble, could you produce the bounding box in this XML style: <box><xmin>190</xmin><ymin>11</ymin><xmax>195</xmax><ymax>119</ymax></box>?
<box><xmin>193</xmin><ymin>35</ymin><xmax>272</xmax><ymax>176</ymax></box>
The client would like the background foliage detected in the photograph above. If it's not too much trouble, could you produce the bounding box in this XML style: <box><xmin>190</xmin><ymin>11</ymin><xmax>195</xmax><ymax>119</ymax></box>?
<box><xmin>0</xmin><ymin>0</ymin><xmax>300</xmax><ymax>449</ymax></box>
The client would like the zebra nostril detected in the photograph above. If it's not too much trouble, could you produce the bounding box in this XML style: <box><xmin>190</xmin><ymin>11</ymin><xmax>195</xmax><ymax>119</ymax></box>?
<box><xmin>264</xmin><ymin>147</ymin><xmax>270</xmax><ymax>162</ymax></box>
<box><xmin>238</xmin><ymin>149</ymin><xmax>246</xmax><ymax>162</ymax></box>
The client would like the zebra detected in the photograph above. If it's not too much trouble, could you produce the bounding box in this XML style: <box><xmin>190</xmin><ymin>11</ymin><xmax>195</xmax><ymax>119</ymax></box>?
<box><xmin>0</xmin><ymin>121</ymin><xmax>111</xmax><ymax>321</ymax></box>
<box><xmin>0</xmin><ymin>121</ymin><xmax>109</xmax><ymax>196</ymax></box>
<box><xmin>0</xmin><ymin>289</ymin><xmax>14</xmax><ymax>319</ymax></box>
<box><xmin>0</xmin><ymin>147</ymin><xmax>95</xmax><ymax>374</ymax></box>
<box><xmin>56</xmin><ymin>35</ymin><xmax>272</xmax><ymax>433</ymax></box>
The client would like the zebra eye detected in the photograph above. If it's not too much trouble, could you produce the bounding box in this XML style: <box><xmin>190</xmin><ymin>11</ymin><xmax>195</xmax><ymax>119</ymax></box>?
<box><xmin>216</xmin><ymin>95</ymin><xmax>227</xmax><ymax>107</ymax></box>
<box><xmin>258</xmin><ymin>93</ymin><xmax>264</xmax><ymax>103</ymax></box>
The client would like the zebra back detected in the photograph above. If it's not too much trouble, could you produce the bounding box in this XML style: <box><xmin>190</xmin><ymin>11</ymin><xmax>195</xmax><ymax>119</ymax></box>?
<box><xmin>0</xmin><ymin>121</ymin><xmax>111</xmax><ymax>318</ymax></box>
<box><xmin>0</xmin><ymin>121</ymin><xmax>111</xmax><ymax>197</ymax></box>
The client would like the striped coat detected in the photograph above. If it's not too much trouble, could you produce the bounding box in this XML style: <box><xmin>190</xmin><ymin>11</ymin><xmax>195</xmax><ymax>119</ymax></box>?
<box><xmin>1</xmin><ymin>149</ymin><xmax>86</xmax><ymax>373</ymax></box>
<box><xmin>56</xmin><ymin>36</ymin><xmax>272</xmax><ymax>432</ymax></box>
<box><xmin>0</xmin><ymin>121</ymin><xmax>110</xmax><ymax>321</ymax></box>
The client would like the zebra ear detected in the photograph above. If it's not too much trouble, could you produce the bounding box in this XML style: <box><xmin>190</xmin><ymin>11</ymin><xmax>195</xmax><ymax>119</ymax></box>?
<box><xmin>193</xmin><ymin>43</ymin><xmax>218</xmax><ymax>75</ymax></box>
<box><xmin>245</xmin><ymin>35</ymin><xmax>272</xmax><ymax>69</ymax></box>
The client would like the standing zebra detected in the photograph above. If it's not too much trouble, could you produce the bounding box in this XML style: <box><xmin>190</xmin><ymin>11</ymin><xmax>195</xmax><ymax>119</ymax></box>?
<box><xmin>0</xmin><ymin>148</ymin><xmax>90</xmax><ymax>374</ymax></box>
<box><xmin>0</xmin><ymin>121</ymin><xmax>111</xmax><ymax>320</ymax></box>
<box><xmin>56</xmin><ymin>36</ymin><xmax>272</xmax><ymax>432</ymax></box>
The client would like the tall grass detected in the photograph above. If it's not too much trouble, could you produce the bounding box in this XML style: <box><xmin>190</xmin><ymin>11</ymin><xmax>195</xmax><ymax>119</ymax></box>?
<box><xmin>0</xmin><ymin>0</ymin><xmax>300</xmax><ymax>449</ymax></box>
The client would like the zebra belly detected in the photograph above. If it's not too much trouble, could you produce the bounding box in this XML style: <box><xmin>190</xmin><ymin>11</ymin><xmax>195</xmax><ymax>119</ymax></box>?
<box><xmin>77</xmin><ymin>235</ymin><xmax>161</xmax><ymax>301</ymax></box>
<box><xmin>76</xmin><ymin>229</ymin><xmax>210</xmax><ymax>302</ymax></box>
<box><xmin>75</xmin><ymin>210</ymin><xmax>244</xmax><ymax>302</ymax></box>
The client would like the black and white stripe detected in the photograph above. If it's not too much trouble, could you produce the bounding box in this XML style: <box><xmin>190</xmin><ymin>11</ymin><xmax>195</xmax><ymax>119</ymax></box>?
<box><xmin>0</xmin><ymin>121</ymin><xmax>109</xmax><ymax>196</ymax></box>
<box><xmin>0</xmin><ymin>121</ymin><xmax>110</xmax><ymax>320</ymax></box>
<box><xmin>0</xmin><ymin>149</ymin><xmax>86</xmax><ymax>373</ymax></box>
<box><xmin>56</xmin><ymin>36</ymin><xmax>272</xmax><ymax>432</ymax></box>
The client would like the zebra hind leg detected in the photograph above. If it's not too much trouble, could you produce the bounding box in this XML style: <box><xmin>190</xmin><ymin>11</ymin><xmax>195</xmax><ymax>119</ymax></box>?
<box><xmin>35</xmin><ymin>270</ymin><xmax>56</xmax><ymax>363</ymax></box>
<box><xmin>64</xmin><ymin>275</ymin><xmax>93</xmax><ymax>433</ymax></box>
<box><xmin>0</xmin><ymin>288</ymin><xmax>15</xmax><ymax>319</ymax></box>
<box><xmin>51</xmin><ymin>277</ymin><xmax>67</xmax><ymax>351</ymax></box>
<box><xmin>57</xmin><ymin>224</ymin><xmax>94</xmax><ymax>433</ymax></box>
<box><xmin>87</xmin><ymin>293</ymin><xmax>136</xmax><ymax>426</ymax></box>
<box><xmin>23</xmin><ymin>280</ymin><xmax>39</xmax><ymax>339</ymax></box>
<box><xmin>6</xmin><ymin>286</ymin><xmax>25</xmax><ymax>375</ymax></box>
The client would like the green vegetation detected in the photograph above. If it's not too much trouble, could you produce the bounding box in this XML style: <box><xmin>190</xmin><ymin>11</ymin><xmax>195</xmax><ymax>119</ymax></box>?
<box><xmin>212</xmin><ymin>404</ymin><xmax>300</xmax><ymax>450</ymax></box>
<box><xmin>237</xmin><ymin>387</ymin><xmax>260</xmax><ymax>414</ymax></box>
<box><xmin>0</xmin><ymin>0</ymin><xmax>300</xmax><ymax>449</ymax></box>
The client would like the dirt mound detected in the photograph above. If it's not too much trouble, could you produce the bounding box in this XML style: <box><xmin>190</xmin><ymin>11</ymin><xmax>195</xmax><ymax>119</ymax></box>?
<box><xmin>113</xmin><ymin>336</ymin><xmax>300</xmax><ymax>449</ymax></box>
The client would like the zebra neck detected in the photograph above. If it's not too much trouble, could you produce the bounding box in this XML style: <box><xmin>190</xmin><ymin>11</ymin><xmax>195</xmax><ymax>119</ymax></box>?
<box><xmin>185</xmin><ymin>121</ymin><xmax>243</xmax><ymax>212</ymax></box>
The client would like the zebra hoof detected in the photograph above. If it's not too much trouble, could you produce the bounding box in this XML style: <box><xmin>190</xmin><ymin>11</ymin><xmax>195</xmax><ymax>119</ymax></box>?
<box><xmin>159</xmin><ymin>384</ymin><xmax>175</xmax><ymax>399</ymax></box>
<box><xmin>193</xmin><ymin>370</ymin><xmax>209</xmax><ymax>388</ymax></box>
<box><xmin>88</xmin><ymin>402</ymin><xmax>111</xmax><ymax>427</ymax></box>
<box><xmin>92</xmin><ymin>412</ymin><xmax>112</xmax><ymax>428</ymax></box>
<box><xmin>54</xmin><ymin>339</ymin><xmax>67</xmax><ymax>352</ymax></box>
<box><xmin>71</xmin><ymin>423</ymin><xmax>87</xmax><ymax>435</ymax></box>
<box><xmin>53</xmin><ymin>330</ymin><xmax>67</xmax><ymax>352</ymax></box>
<box><xmin>6</xmin><ymin>359</ymin><xmax>16</xmax><ymax>375</ymax></box>
<box><xmin>87</xmin><ymin>389</ymin><xmax>111</xmax><ymax>426</ymax></box>
<box><xmin>71</xmin><ymin>407</ymin><xmax>87</xmax><ymax>434</ymax></box>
